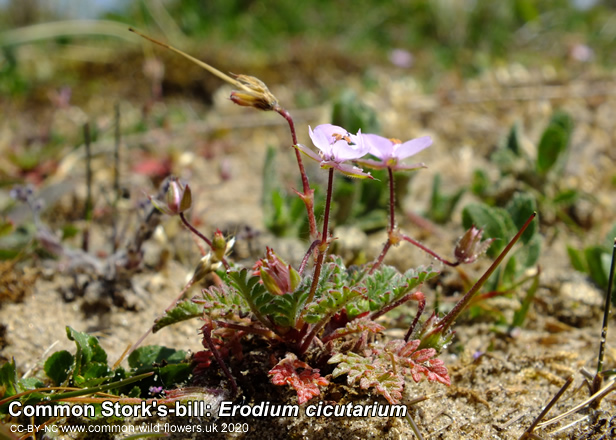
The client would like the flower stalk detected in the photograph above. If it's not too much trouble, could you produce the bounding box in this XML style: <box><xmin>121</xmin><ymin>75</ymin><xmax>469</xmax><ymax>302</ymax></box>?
<box><xmin>423</xmin><ymin>212</ymin><xmax>537</xmax><ymax>344</ymax></box>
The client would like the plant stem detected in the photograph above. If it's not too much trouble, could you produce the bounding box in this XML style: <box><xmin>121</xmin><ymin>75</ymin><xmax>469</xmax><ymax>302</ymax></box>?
<box><xmin>518</xmin><ymin>375</ymin><xmax>573</xmax><ymax>440</ymax></box>
<box><xmin>304</xmin><ymin>168</ymin><xmax>335</xmax><ymax>311</ymax></box>
<box><xmin>593</xmin><ymin>238</ymin><xmax>616</xmax><ymax>395</ymax></box>
<box><xmin>298</xmin><ymin>313</ymin><xmax>333</xmax><ymax>355</ymax></box>
<box><xmin>370</xmin><ymin>166</ymin><xmax>458</xmax><ymax>273</ymax></box>
<box><xmin>434</xmin><ymin>212</ymin><xmax>536</xmax><ymax>335</ymax></box>
<box><xmin>370</xmin><ymin>241</ymin><xmax>392</xmax><ymax>275</ymax></box>
<box><xmin>179</xmin><ymin>212</ymin><xmax>229</xmax><ymax>270</ymax></box>
<box><xmin>299</xmin><ymin>239</ymin><xmax>320</xmax><ymax>275</ymax></box>
<box><xmin>201</xmin><ymin>320</ymin><xmax>238</xmax><ymax>397</ymax></box>
<box><xmin>387</xmin><ymin>167</ymin><xmax>395</xmax><ymax>231</ymax></box>
<box><xmin>400</xmin><ymin>234</ymin><xmax>459</xmax><ymax>266</ymax></box>
<box><xmin>274</xmin><ymin>104</ymin><xmax>317</xmax><ymax>239</ymax></box>
<box><xmin>370</xmin><ymin>167</ymin><xmax>396</xmax><ymax>274</ymax></box>
<box><xmin>405</xmin><ymin>292</ymin><xmax>426</xmax><ymax>341</ymax></box>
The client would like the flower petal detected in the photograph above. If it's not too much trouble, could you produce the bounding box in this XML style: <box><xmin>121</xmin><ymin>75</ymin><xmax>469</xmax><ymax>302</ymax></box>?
<box><xmin>363</xmin><ymin>133</ymin><xmax>395</xmax><ymax>160</ymax></box>
<box><xmin>394</xmin><ymin>136</ymin><xmax>432</xmax><ymax>160</ymax></box>
<box><xmin>309</xmin><ymin>124</ymin><xmax>350</xmax><ymax>158</ymax></box>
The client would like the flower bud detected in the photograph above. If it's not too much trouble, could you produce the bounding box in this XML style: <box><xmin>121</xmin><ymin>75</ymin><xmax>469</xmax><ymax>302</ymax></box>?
<box><xmin>150</xmin><ymin>177</ymin><xmax>192</xmax><ymax>216</ymax></box>
<box><xmin>256</xmin><ymin>247</ymin><xmax>301</xmax><ymax>296</ymax></box>
<box><xmin>212</xmin><ymin>229</ymin><xmax>228</xmax><ymax>262</ymax></box>
<box><xmin>229</xmin><ymin>74</ymin><xmax>278</xmax><ymax>111</ymax></box>
<box><xmin>454</xmin><ymin>226</ymin><xmax>493</xmax><ymax>265</ymax></box>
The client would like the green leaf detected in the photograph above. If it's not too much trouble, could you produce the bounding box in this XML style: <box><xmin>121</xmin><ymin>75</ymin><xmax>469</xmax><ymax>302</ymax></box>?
<box><xmin>65</xmin><ymin>327</ymin><xmax>108</xmax><ymax>378</ymax></box>
<box><xmin>511</xmin><ymin>270</ymin><xmax>540</xmax><ymax>328</ymax></box>
<box><xmin>567</xmin><ymin>245</ymin><xmax>587</xmax><ymax>273</ymax></box>
<box><xmin>585</xmin><ymin>245</ymin><xmax>609</xmax><ymax>288</ymax></box>
<box><xmin>152</xmin><ymin>300</ymin><xmax>203</xmax><ymax>332</ymax></box>
<box><xmin>514</xmin><ymin>234</ymin><xmax>541</xmax><ymax>270</ymax></box>
<box><xmin>504</xmin><ymin>122</ymin><xmax>522</xmax><ymax>156</ymax></box>
<box><xmin>536</xmin><ymin>111</ymin><xmax>573</xmax><ymax>176</ymax></box>
<box><xmin>506</xmin><ymin>192</ymin><xmax>537</xmax><ymax>244</ymax></box>
<box><xmin>471</xmin><ymin>169</ymin><xmax>490</xmax><ymax>198</ymax></box>
<box><xmin>462</xmin><ymin>203</ymin><xmax>516</xmax><ymax>257</ymax></box>
<box><xmin>0</xmin><ymin>359</ymin><xmax>18</xmax><ymax>398</ymax></box>
<box><xmin>553</xmin><ymin>189</ymin><xmax>579</xmax><ymax>206</ymax></box>
<box><xmin>128</xmin><ymin>346</ymin><xmax>187</xmax><ymax>371</ymax></box>
<box><xmin>44</xmin><ymin>350</ymin><xmax>74</xmax><ymax>385</ymax></box>
<box><xmin>126</xmin><ymin>346</ymin><xmax>191</xmax><ymax>395</ymax></box>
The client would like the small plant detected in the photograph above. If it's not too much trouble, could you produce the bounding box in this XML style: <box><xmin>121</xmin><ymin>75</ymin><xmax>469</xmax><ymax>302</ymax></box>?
<box><xmin>0</xmin><ymin>30</ymin><xmax>537</xmax><ymax>439</ymax></box>
<box><xmin>123</xmin><ymin>30</ymin><xmax>536</xmax><ymax>409</ymax></box>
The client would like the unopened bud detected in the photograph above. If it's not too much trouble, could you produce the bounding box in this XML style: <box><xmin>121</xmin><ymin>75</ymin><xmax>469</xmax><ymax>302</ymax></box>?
<box><xmin>454</xmin><ymin>226</ymin><xmax>493</xmax><ymax>264</ymax></box>
<box><xmin>212</xmin><ymin>229</ymin><xmax>228</xmax><ymax>262</ymax></box>
<box><xmin>256</xmin><ymin>247</ymin><xmax>301</xmax><ymax>296</ymax></box>
<box><xmin>150</xmin><ymin>177</ymin><xmax>192</xmax><ymax>216</ymax></box>
<box><xmin>230</xmin><ymin>74</ymin><xmax>278</xmax><ymax>111</ymax></box>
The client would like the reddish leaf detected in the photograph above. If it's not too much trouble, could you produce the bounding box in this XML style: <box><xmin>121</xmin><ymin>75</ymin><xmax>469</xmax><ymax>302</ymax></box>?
<box><xmin>269</xmin><ymin>353</ymin><xmax>329</xmax><ymax>404</ymax></box>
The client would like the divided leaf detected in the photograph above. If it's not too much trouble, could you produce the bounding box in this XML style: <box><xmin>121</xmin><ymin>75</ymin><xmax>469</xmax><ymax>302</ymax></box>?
<box><xmin>269</xmin><ymin>353</ymin><xmax>329</xmax><ymax>404</ymax></box>
<box><xmin>153</xmin><ymin>299</ymin><xmax>203</xmax><ymax>332</ymax></box>
<box><xmin>329</xmin><ymin>338</ymin><xmax>450</xmax><ymax>404</ymax></box>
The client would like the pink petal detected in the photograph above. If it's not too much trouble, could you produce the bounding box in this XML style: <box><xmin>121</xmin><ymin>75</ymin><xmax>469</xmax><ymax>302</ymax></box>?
<box><xmin>395</xmin><ymin>136</ymin><xmax>432</xmax><ymax>160</ymax></box>
<box><xmin>363</xmin><ymin>133</ymin><xmax>394</xmax><ymax>160</ymax></box>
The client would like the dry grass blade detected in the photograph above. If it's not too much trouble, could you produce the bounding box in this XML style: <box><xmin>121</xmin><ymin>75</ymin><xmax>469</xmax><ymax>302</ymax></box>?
<box><xmin>518</xmin><ymin>375</ymin><xmax>573</xmax><ymax>440</ymax></box>
<box><xmin>536</xmin><ymin>376</ymin><xmax>616</xmax><ymax>429</ymax></box>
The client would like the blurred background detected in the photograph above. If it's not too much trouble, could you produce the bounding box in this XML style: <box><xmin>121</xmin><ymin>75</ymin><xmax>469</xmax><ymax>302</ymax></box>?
<box><xmin>1</xmin><ymin>0</ymin><xmax>614</xmax><ymax>106</ymax></box>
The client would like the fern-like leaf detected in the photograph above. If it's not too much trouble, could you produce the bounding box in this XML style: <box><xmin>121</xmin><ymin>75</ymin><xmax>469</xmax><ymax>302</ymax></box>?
<box><xmin>269</xmin><ymin>353</ymin><xmax>329</xmax><ymax>404</ymax></box>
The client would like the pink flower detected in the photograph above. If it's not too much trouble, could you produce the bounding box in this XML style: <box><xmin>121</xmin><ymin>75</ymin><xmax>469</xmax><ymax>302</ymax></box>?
<box><xmin>358</xmin><ymin>134</ymin><xmax>432</xmax><ymax>171</ymax></box>
<box><xmin>295</xmin><ymin>124</ymin><xmax>372</xmax><ymax>179</ymax></box>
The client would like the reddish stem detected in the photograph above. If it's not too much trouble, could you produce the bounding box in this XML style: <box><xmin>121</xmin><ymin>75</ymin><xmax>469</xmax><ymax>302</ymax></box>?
<box><xmin>369</xmin><ymin>167</ymin><xmax>396</xmax><ymax>274</ymax></box>
<box><xmin>179</xmin><ymin>212</ymin><xmax>230</xmax><ymax>270</ymax></box>
<box><xmin>202</xmin><ymin>320</ymin><xmax>238</xmax><ymax>397</ymax></box>
<box><xmin>305</xmin><ymin>168</ymin><xmax>335</xmax><ymax>306</ymax></box>
<box><xmin>299</xmin><ymin>239</ymin><xmax>321</xmax><ymax>275</ymax></box>
<box><xmin>405</xmin><ymin>292</ymin><xmax>426</xmax><ymax>342</ymax></box>
<box><xmin>274</xmin><ymin>105</ymin><xmax>317</xmax><ymax>239</ymax></box>
<box><xmin>369</xmin><ymin>241</ymin><xmax>392</xmax><ymax>275</ymax></box>
<box><xmin>400</xmin><ymin>233</ymin><xmax>459</xmax><ymax>267</ymax></box>
<box><xmin>387</xmin><ymin>167</ymin><xmax>395</xmax><ymax>231</ymax></box>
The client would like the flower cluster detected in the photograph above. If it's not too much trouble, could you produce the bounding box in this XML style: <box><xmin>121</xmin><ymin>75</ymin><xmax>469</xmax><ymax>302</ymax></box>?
<box><xmin>295</xmin><ymin>124</ymin><xmax>432</xmax><ymax>178</ymax></box>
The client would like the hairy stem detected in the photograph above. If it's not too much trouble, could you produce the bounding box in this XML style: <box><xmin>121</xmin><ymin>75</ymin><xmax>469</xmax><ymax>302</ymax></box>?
<box><xmin>405</xmin><ymin>292</ymin><xmax>426</xmax><ymax>342</ymax></box>
<box><xmin>400</xmin><ymin>234</ymin><xmax>459</xmax><ymax>267</ymax></box>
<box><xmin>305</xmin><ymin>168</ymin><xmax>335</xmax><ymax>306</ymax></box>
<box><xmin>274</xmin><ymin>105</ymin><xmax>317</xmax><ymax>240</ymax></box>
<box><xmin>298</xmin><ymin>239</ymin><xmax>320</xmax><ymax>275</ymax></box>
<box><xmin>370</xmin><ymin>167</ymin><xmax>396</xmax><ymax>274</ymax></box>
